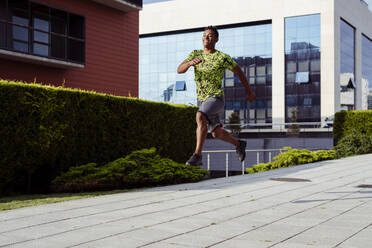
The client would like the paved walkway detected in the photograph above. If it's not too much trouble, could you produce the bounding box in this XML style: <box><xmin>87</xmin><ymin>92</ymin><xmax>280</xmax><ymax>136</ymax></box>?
<box><xmin>1</xmin><ymin>154</ymin><xmax>372</xmax><ymax>248</ymax></box>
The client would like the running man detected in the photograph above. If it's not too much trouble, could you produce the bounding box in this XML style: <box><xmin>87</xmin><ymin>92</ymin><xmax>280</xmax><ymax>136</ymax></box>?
<box><xmin>177</xmin><ymin>26</ymin><xmax>256</xmax><ymax>166</ymax></box>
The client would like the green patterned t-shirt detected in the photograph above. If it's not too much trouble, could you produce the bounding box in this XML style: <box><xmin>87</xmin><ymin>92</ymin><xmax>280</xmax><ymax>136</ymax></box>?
<box><xmin>186</xmin><ymin>49</ymin><xmax>237</xmax><ymax>102</ymax></box>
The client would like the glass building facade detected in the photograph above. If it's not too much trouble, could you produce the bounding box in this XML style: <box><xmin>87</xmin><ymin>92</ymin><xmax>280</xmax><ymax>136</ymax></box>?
<box><xmin>139</xmin><ymin>31</ymin><xmax>203</xmax><ymax>105</ymax></box>
<box><xmin>340</xmin><ymin>19</ymin><xmax>356</xmax><ymax>110</ymax></box>
<box><xmin>362</xmin><ymin>34</ymin><xmax>372</xmax><ymax>109</ymax></box>
<box><xmin>139</xmin><ymin>23</ymin><xmax>272</xmax><ymax>124</ymax></box>
<box><xmin>284</xmin><ymin>14</ymin><xmax>321</xmax><ymax>123</ymax></box>
<box><xmin>222</xmin><ymin>24</ymin><xmax>272</xmax><ymax>125</ymax></box>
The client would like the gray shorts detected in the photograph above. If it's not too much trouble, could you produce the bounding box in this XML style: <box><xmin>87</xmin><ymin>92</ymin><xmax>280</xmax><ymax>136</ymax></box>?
<box><xmin>198</xmin><ymin>96</ymin><xmax>224</xmax><ymax>133</ymax></box>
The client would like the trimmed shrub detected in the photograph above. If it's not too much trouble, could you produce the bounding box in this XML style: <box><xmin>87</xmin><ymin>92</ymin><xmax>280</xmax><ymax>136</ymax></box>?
<box><xmin>51</xmin><ymin>148</ymin><xmax>208</xmax><ymax>192</ymax></box>
<box><xmin>246</xmin><ymin>147</ymin><xmax>336</xmax><ymax>174</ymax></box>
<box><xmin>0</xmin><ymin>80</ymin><xmax>198</xmax><ymax>195</ymax></box>
<box><xmin>333</xmin><ymin>110</ymin><xmax>372</xmax><ymax>145</ymax></box>
<box><xmin>334</xmin><ymin>131</ymin><xmax>372</xmax><ymax>158</ymax></box>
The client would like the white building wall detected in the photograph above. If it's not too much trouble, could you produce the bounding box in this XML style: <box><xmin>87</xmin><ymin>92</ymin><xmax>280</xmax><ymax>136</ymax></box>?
<box><xmin>140</xmin><ymin>0</ymin><xmax>372</xmax><ymax>123</ymax></box>
<box><xmin>334</xmin><ymin>0</ymin><xmax>372</xmax><ymax>110</ymax></box>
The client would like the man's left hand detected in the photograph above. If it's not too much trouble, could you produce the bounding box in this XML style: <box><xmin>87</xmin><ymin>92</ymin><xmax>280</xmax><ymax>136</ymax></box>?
<box><xmin>246</xmin><ymin>90</ymin><xmax>256</xmax><ymax>102</ymax></box>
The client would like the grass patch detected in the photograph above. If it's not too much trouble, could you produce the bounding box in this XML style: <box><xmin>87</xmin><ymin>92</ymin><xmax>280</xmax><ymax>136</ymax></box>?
<box><xmin>0</xmin><ymin>189</ymin><xmax>129</xmax><ymax>211</ymax></box>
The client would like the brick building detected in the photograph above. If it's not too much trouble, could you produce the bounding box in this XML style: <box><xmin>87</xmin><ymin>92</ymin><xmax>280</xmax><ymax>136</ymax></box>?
<box><xmin>0</xmin><ymin>0</ymin><xmax>141</xmax><ymax>96</ymax></box>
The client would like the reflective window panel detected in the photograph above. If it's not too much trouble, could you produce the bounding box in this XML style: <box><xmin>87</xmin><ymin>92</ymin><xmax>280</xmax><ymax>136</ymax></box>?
<box><xmin>285</xmin><ymin>14</ymin><xmax>321</xmax><ymax>123</ymax></box>
<box><xmin>362</xmin><ymin>34</ymin><xmax>372</xmax><ymax>109</ymax></box>
<box><xmin>139</xmin><ymin>23</ymin><xmax>272</xmax><ymax>125</ymax></box>
<box><xmin>340</xmin><ymin>19</ymin><xmax>355</xmax><ymax>111</ymax></box>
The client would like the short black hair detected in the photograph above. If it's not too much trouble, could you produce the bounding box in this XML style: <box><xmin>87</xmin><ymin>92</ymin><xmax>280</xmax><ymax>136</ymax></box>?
<box><xmin>205</xmin><ymin>26</ymin><xmax>219</xmax><ymax>38</ymax></box>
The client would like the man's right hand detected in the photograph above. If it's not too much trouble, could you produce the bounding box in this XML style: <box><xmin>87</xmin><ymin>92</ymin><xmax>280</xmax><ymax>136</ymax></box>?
<box><xmin>178</xmin><ymin>58</ymin><xmax>202</xmax><ymax>73</ymax></box>
<box><xmin>189</xmin><ymin>58</ymin><xmax>202</xmax><ymax>66</ymax></box>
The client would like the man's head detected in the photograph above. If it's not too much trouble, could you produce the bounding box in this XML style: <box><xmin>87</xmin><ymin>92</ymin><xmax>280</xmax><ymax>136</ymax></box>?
<box><xmin>203</xmin><ymin>26</ymin><xmax>219</xmax><ymax>49</ymax></box>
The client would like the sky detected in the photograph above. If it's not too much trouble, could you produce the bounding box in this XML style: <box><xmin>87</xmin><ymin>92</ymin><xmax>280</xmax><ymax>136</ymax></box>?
<box><xmin>143</xmin><ymin>0</ymin><xmax>372</xmax><ymax>11</ymax></box>
<box><xmin>361</xmin><ymin>0</ymin><xmax>372</xmax><ymax>11</ymax></box>
<box><xmin>368</xmin><ymin>0</ymin><xmax>372</xmax><ymax>11</ymax></box>
<box><xmin>143</xmin><ymin>0</ymin><xmax>172</xmax><ymax>4</ymax></box>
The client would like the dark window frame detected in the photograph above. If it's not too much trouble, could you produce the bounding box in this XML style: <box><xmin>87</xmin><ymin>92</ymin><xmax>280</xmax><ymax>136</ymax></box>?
<box><xmin>0</xmin><ymin>0</ymin><xmax>85</xmax><ymax>64</ymax></box>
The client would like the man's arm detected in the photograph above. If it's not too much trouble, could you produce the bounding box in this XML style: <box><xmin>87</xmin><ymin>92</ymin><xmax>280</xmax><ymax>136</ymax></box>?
<box><xmin>177</xmin><ymin>58</ymin><xmax>202</xmax><ymax>74</ymax></box>
<box><xmin>231</xmin><ymin>65</ymin><xmax>256</xmax><ymax>102</ymax></box>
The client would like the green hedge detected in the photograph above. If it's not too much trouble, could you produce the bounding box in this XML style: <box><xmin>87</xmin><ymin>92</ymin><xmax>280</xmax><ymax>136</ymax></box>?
<box><xmin>333</xmin><ymin>110</ymin><xmax>372</xmax><ymax>145</ymax></box>
<box><xmin>334</xmin><ymin>131</ymin><xmax>372</xmax><ymax>158</ymax></box>
<box><xmin>51</xmin><ymin>148</ymin><xmax>208</xmax><ymax>192</ymax></box>
<box><xmin>0</xmin><ymin>80</ymin><xmax>198</xmax><ymax>195</ymax></box>
<box><xmin>246</xmin><ymin>148</ymin><xmax>336</xmax><ymax>174</ymax></box>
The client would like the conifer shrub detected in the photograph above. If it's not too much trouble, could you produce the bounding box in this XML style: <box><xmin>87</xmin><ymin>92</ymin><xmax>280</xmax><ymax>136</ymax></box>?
<box><xmin>51</xmin><ymin>148</ymin><xmax>208</xmax><ymax>192</ymax></box>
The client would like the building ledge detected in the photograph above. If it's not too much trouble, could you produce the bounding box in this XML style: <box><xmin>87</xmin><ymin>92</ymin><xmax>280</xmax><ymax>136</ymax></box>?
<box><xmin>0</xmin><ymin>49</ymin><xmax>85</xmax><ymax>69</ymax></box>
<box><xmin>91</xmin><ymin>0</ymin><xmax>142</xmax><ymax>12</ymax></box>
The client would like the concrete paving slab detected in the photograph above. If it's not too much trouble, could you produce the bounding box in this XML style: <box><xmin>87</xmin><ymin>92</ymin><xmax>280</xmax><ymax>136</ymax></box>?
<box><xmin>0</xmin><ymin>154</ymin><xmax>372</xmax><ymax>247</ymax></box>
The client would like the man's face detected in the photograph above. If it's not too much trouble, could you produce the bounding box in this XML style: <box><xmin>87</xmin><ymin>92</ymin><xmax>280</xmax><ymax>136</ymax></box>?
<box><xmin>202</xmin><ymin>29</ymin><xmax>218</xmax><ymax>48</ymax></box>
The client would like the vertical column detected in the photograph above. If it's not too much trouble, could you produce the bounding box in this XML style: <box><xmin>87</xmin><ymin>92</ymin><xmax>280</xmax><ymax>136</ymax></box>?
<box><xmin>355</xmin><ymin>29</ymin><xmax>363</xmax><ymax>110</ymax></box>
<box><xmin>321</xmin><ymin>5</ymin><xmax>337</xmax><ymax>119</ymax></box>
<box><xmin>272</xmin><ymin>16</ymin><xmax>285</xmax><ymax>129</ymax></box>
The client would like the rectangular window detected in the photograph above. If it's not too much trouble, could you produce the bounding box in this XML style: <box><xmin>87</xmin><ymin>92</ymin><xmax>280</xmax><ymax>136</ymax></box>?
<box><xmin>33</xmin><ymin>42</ymin><xmax>48</xmax><ymax>56</ymax></box>
<box><xmin>340</xmin><ymin>19</ymin><xmax>355</xmax><ymax>110</ymax></box>
<box><xmin>67</xmin><ymin>38</ymin><xmax>84</xmax><ymax>62</ymax></box>
<box><xmin>175</xmin><ymin>81</ymin><xmax>186</xmax><ymax>91</ymax></box>
<box><xmin>51</xmin><ymin>9</ymin><xmax>67</xmax><ymax>35</ymax></box>
<box><xmin>295</xmin><ymin>72</ymin><xmax>309</xmax><ymax>84</ymax></box>
<box><xmin>0</xmin><ymin>0</ymin><xmax>85</xmax><ymax>64</ymax></box>
<box><xmin>13</xmin><ymin>25</ymin><xmax>28</xmax><ymax>41</ymax></box>
<box><xmin>224</xmin><ymin>78</ymin><xmax>234</xmax><ymax>87</ymax></box>
<box><xmin>362</xmin><ymin>34</ymin><xmax>372</xmax><ymax>109</ymax></box>
<box><xmin>285</xmin><ymin>14</ymin><xmax>321</xmax><ymax>122</ymax></box>
<box><xmin>286</xmin><ymin>61</ymin><xmax>297</xmax><ymax>73</ymax></box>
<box><xmin>224</xmin><ymin>69</ymin><xmax>234</xmax><ymax>87</ymax></box>
<box><xmin>69</xmin><ymin>14</ymin><xmax>84</xmax><ymax>39</ymax></box>
<box><xmin>51</xmin><ymin>34</ymin><xmax>65</xmax><ymax>59</ymax></box>
<box><xmin>0</xmin><ymin>22</ymin><xmax>5</xmax><ymax>48</ymax></box>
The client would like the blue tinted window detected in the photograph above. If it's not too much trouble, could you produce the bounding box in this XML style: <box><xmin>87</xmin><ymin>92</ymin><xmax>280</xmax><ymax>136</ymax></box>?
<box><xmin>175</xmin><ymin>81</ymin><xmax>186</xmax><ymax>91</ymax></box>
<box><xmin>225</xmin><ymin>101</ymin><xmax>233</xmax><ymax>110</ymax></box>
<box><xmin>285</xmin><ymin>14</ymin><xmax>321</xmax><ymax>122</ymax></box>
<box><xmin>256</xmin><ymin>100</ymin><xmax>265</xmax><ymax>108</ymax></box>
<box><xmin>340</xmin><ymin>19</ymin><xmax>355</xmax><ymax>110</ymax></box>
<box><xmin>362</xmin><ymin>35</ymin><xmax>372</xmax><ymax>109</ymax></box>
<box><xmin>139</xmin><ymin>23</ymin><xmax>272</xmax><ymax>123</ymax></box>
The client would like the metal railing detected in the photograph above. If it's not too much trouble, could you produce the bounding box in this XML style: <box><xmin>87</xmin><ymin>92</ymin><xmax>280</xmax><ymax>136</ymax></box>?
<box><xmin>226</xmin><ymin>122</ymin><xmax>327</xmax><ymax>129</ymax></box>
<box><xmin>224</xmin><ymin>122</ymin><xmax>333</xmax><ymax>134</ymax></box>
<box><xmin>202</xmin><ymin>148</ymin><xmax>288</xmax><ymax>178</ymax></box>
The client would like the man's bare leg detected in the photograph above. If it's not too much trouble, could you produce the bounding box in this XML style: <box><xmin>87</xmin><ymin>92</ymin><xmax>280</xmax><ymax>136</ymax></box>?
<box><xmin>212</xmin><ymin>127</ymin><xmax>246</xmax><ymax>161</ymax></box>
<box><xmin>195</xmin><ymin>112</ymin><xmax>208</xmax><ymax>155</ymax></box>
<box><xmin>211</xmin><ymin>127</ymin><xmax>239</xmax><ymax>147</ymax></box>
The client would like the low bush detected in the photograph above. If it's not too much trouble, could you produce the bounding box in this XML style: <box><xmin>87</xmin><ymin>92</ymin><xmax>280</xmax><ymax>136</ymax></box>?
<box><xmin>246</xmin><ymin>147</ymin><xmax>336</xmax><ymax>174</ymax></box>
<box><xmin>334</xmin><ymin>131</ymin><xmax>372</xmax><ymax>158</ymax></box>
<box><xmin>51</xmin><ymin>148</ymin><xmax>208</xmax><ymax>192</ymax></box>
